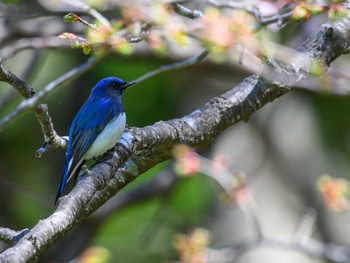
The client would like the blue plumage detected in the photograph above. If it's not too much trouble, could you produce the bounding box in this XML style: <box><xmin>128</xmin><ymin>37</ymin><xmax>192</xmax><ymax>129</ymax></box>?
<box><xmin>55</xmin><ymin>77</ymin><xmax>135</xmax><ymax>204</ymax></box>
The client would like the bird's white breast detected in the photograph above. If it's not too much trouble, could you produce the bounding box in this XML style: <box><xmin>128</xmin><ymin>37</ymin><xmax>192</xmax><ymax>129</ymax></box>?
<box><xmin>83</xmin><ymin>113</ymin><xmax>126</xmax><ymax>160</ymax></box>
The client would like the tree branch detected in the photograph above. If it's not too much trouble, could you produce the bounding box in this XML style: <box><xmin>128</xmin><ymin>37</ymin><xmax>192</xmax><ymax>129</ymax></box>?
<box><xmin>0</xmin><ymin>64</ymin><xmax>34</xmax><ymax>99</ymax></box>
<box><xmin>172</xmin><ymin>3</ymin><xmax>203</xmax><ymax>19</ymax></box>
<box><xmin>208</xmin><ymin>0</ymin><xmax>295</xmax><ymax>28</ymax></box>
<box><xmin>135</xmin><ymin>49</ymin><xmax>209</xmax><ymax>83</ymax></box>
<box><xmin>65</xmin><ymin>0</ymin><xmax>112</xmax><ymax>31</ymax></box>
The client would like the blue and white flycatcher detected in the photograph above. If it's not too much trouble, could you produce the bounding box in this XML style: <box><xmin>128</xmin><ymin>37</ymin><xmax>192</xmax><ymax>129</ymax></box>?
<box><xmin>55</xmin><ymin>77</ymin><xmax>135</xmax><ymax>204</ymax></box>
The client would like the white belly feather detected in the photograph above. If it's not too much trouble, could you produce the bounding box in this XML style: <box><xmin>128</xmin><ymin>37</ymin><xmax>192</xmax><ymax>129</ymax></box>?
<box><xmin>83</xmin><ymin>113</ymin><xmax>126</xmax><ymax>160</ymax></box>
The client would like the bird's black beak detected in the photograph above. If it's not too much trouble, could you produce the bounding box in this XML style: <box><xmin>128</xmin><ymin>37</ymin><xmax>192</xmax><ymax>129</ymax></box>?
<box><xmin>123</xmin><ymin>81</ymin><xmax>136</xmax><ymax>89</ymax></box>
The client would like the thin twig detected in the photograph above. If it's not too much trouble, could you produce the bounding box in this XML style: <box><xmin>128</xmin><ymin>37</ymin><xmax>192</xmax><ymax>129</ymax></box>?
<box><xmin>65</xmin><ymin>0</ymin><xmax>112</xmax><ymax>31</ymax></box>
<box><xmin>64</xmin><ymin>12</ymin><xmax>99</xmax><ymax>31</ymax></box>
<box><xmin>208</xmin><ymin>0</ymin><xmax>294</xmax><ymax>28</ymax></box>
<box><xmin>0</xmin><ymin>64</ymin><xmax>34</xmax><ymax>99</ymax></box>
<box><xmin>196</xmin><ymin>155</ymin><xmax>264</xmax><ymax>240</ymax></box>
<box><xmin>134</xmin><ymin>49</ymin><xmax>209</xmax><ymax>84</ymax></box>
<box><xmin>0</xmin><ymin>51</ymin><xmax>41</xmax><ymax>109</ymax></box>
<box><xmin>0</xmin><ymin>227</ymin><xmax>29</xmax><ymax>246</ymax></box>
<box><xmin>293</xmin><ymin>208</ymin><xmax>317</xmax><ymax>245</ymax></box>
<box><xmin>259</xmin><ymin>11</ymin><xmax>294</xmax><ymax>28</ymax></box>
<box><xmin>172</xmin><ymin>3</ymin><xmax>203</xmax><ymax>19</ymax></box>
<box><xmin>207</xmin><ymin>0</ymin><xmax>259</xmax><ymax>16</ymax></box>
<box><xmin>78</xmin><ymin>15</ymin><xmax>98</xmax><ymax>30</ymax></box>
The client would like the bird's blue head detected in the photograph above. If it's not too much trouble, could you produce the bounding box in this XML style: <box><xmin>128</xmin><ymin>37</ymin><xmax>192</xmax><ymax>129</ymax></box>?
<box><xmin>91</xmin><ymin>77</ymin><xmax>136</xmax><ymax>98</ymax></box>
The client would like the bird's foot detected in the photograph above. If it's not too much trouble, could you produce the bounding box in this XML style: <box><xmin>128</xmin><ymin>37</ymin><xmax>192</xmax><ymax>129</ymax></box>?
<box><xmin>81</xmin><ymin>164</ymin><xmax>89</xmax><ymax>173</ymax></box>
<box><xmin>79</xmin><ymin>165</ymin><xmax>92</xmax><ymax>179</ymax></box>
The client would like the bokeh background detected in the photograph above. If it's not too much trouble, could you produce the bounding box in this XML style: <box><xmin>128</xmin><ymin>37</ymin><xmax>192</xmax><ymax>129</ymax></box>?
<box><xmin>1</xmin><ymin>1</ymin><xmax>350</xmax><ymax>262</ymax></box>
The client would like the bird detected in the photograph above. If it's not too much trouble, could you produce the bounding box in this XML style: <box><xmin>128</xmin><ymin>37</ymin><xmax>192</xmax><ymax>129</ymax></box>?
<box><xmin>55</xmin><ymin>77</ymin><xmax>136</xmax><ymax>205</ymax></box>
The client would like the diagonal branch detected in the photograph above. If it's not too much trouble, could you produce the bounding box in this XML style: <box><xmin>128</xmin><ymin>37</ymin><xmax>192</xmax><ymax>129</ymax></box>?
<box><xmin>0</xmin><ymin>64</ymin><xmax>34</xmax><ymax>99</ymax></box>
<box><xmin>1</xmin><ymin>15</ymin><xmax>350</xmax><ymax>262</ymax></box>
<box><xmin>65</xmin><ymin>0</ymin><xmax>112</xmax><ymax>31</ymax></box>
<box><xmin>135</xmin><ymin>49</ymin><xmax>209</xmax><ymax>83</ymax></box>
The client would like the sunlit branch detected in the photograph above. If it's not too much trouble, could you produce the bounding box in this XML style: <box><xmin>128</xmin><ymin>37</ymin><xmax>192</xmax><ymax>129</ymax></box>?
<box><xmin>259</xmin><ymin>11</ymin><xmax>294</xmax><ymax>28</ymax></box>
<box><xmin>172</xmin><ymin>3</ymin><xmax>203</xmax><ymax>19</ymax></box>
<box><xmin>208</xmin><ymin>0</ymin><xmax>294</xmax><ymax>28</ymax></box>
<box><xmin>293</xmin><ymin>208</ymin><xmax>317</xmax><ymax>245</ymax></box>
<box><xmin>65</xmin><ymin>0</ymin><xmax>112</xmax><ymax>31</ymax></box>
<box><xmin>208</xmin><ymin>0</ymin><xmax>260</xmax><ymax>16</ymax></box>
<box><xmin>134</xmin><ymin>49</ymin><xmax>209</xmax><ymax>84</ymax></box>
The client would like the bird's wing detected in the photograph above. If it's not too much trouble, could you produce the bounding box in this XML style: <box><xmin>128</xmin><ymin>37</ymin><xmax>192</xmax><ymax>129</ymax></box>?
<box><xmin>55</xmin><ymin>98</ymin><xmax>114</xmax><ymax>204</ymax></box>
<box><xmin>70</xmin><ymin>97</ymin><xmax>115</xmax><ymax>161</ymax></box>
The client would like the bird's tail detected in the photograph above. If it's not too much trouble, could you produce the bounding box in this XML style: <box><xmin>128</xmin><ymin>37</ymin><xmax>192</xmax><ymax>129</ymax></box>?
<box><xmin>55</xmin><ymin>158</ymin><xmax>72</xmax><ymax>205</ymax></box>
<box><xmin>55</xmin><ymin>153</ymin><xmax>86</xmax><ymax>205</ymax></box>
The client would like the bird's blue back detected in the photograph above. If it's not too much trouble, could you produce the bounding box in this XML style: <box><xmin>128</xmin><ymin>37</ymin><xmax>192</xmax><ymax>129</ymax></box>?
<box><xmin>68</xmin><ymin>96</ymin><xmax>124</xmax><ymax>161</ymax></box>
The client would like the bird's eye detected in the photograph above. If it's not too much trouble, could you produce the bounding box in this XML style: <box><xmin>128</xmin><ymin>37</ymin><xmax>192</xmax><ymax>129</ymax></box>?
<box><xmin>111</xmin><ymin>82</ymin><xmax>118</xmax><ymax>88</ymax></box>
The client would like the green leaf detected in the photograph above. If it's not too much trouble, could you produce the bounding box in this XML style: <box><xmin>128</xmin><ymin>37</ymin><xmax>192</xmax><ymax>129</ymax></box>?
<box><xmin>63</xmin><ymin>12</ymin><xmax>80</xmax><ymax>23</ymax></box>
<box><xmin>83</xmin><ymin>46</ymin><xmax>92</xmax><ymax>55</ymax></box>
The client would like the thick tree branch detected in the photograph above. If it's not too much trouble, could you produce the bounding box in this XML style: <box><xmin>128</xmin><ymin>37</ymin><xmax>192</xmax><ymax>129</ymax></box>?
<box><xmin>1</xmin><ymin>13</ymin><xmax>350</xmax><ymax>263</ymax></box>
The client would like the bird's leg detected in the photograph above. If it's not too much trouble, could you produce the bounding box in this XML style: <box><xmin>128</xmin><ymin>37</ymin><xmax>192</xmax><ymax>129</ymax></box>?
<box><xmin>80</xmin><ymin>167</ymin><xmax>93</xmax><ymax>179</ymax></box>
<box><xmin>80</xmin><ymin>165</ymin><xmax>93</xmax><ymax>178</ymax></box>
<box><xmin>73</xmin><ymin>162</ymin><xmax>87</xmax><ymax>184</ymax></box>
